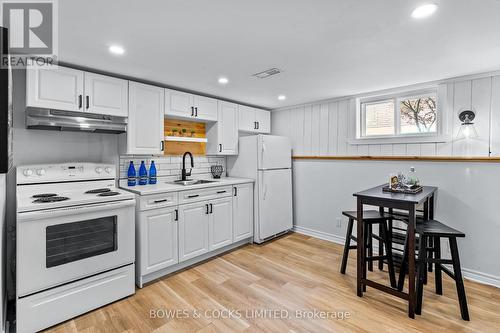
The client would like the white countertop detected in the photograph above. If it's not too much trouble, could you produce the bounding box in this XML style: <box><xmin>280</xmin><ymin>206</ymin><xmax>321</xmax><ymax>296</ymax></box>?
<box><xmin>119</xmin><ymin>177</ymin><xmax>254</xmax><ymax>196</ymax></box>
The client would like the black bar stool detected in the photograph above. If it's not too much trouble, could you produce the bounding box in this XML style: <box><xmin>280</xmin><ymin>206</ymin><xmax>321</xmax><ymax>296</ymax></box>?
<box><xmin>340</xmin><ymin>210</ymin><xmax>396</xmax><ymax>288</ymax></box>
<box><xmin>399</xmin><ymin>220</ymin><xmax>469</xmax><ymax>321</ymax></box>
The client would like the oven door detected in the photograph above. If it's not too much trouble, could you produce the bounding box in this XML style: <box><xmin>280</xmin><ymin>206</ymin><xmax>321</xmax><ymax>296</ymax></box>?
<box><xmin>17</xmin><ymin>199</ymin><xmax>135</xmax><ymax>297</ymax></box>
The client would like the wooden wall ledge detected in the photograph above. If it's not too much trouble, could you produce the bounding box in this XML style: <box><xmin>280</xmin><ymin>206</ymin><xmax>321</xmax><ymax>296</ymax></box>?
<box><xmin>293</xmin><ymin>156</ymin><xmax>500</xmax><ymax>162</ymax></box>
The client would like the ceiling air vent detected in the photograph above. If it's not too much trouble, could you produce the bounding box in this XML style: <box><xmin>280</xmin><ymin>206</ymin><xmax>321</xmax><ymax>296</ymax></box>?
<box><xmin>252</xmin><ymin>68</ymin><xmax>282</xmax><ymax>79</ymax></box>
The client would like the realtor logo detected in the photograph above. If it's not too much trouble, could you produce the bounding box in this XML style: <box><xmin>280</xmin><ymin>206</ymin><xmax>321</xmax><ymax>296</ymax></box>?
<box><xmin>0</xmin><ymin>0</ymin><xmax>58</xmax><ymax>67</ymax></box>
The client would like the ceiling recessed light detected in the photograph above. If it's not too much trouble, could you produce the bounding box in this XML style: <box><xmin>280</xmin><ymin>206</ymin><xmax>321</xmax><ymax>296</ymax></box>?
<box><xmin>218</xmin><ymin>77</ymin><xmax>228</xmax><ymax>85</ymax></box>
<box><xmin>411</xmin><ymin>3</ymin><xmax>438</xmax><ymax>19</ymax></box>
<box><xmin>278</xmin><ymin>95</ymin><xmax>286</xmax><ymax>101</ymax></box>
<box><xmin>109</xmin><ymin>45</ymin><xmax>125</xmax><ymax>55</ymax></box>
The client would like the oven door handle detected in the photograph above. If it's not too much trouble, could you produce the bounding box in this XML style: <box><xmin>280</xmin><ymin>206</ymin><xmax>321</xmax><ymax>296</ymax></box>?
<box><xmin>17</xmin><ymin>199</ymin><xmax>136</xmax><ymax>221</ymax></box>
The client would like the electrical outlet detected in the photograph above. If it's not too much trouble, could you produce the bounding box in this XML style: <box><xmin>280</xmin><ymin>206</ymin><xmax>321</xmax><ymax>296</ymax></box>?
<box><xmin>336</xmin><ymin>217</ymin><xmax>342</xmax><ymax>228</ymax></box>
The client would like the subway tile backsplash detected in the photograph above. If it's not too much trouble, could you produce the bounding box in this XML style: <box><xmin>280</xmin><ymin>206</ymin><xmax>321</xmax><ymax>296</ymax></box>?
<box><xmin>119</xmin><ymin>155</ymin><xmax>226</xmax><ymax>181</ymax></box>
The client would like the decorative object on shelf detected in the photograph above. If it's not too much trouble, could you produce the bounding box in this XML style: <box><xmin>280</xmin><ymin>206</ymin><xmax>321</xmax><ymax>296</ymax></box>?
<box><xmin>211</xmin><ymin>164</ymin><xmax>223</xmax><ymax>179</ymax></box>
<box><xmin>457</xmin><ymin>110</ymin><xmax>478</xmax><ymax>139</ymax></box>
<box><xmin>181</xmin><ymin>128</ymin><xmax>187</xmax><ymax>137</ymax></box>
<box><xmin>172</xmin><ymin>128</ymin><xmax>179</xmax><ymax>136</ymax></box>
<box><xmin>191</xmin><ymin>130</ymin><xmax>196</xmax><ymax>137</ymax></box>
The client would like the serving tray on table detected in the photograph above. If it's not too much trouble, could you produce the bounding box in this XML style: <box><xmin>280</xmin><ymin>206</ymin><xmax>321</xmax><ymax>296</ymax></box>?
<box><xmin>382</xmin><ymin>185</ymin><xmax>423</xmax><ymax>194</ymax></box>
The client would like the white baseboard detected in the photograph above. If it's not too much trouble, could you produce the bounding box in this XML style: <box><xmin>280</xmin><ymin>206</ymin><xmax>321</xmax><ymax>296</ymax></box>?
<box><xmin>293</xmin><ymin>226</ymin><xmax>500</xmax><ymax>289</ymax></box>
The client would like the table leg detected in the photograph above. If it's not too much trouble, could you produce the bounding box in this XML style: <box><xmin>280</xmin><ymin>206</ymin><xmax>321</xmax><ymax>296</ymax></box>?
<box><xmin>357</xmin><ymin>197</ymin><xmax>364</xmax><ymax>297</ymax></box>
<box><xmin>408</xmin><ymin>205</ymin><xmax>416</xmax><ymax>319</ymax></box>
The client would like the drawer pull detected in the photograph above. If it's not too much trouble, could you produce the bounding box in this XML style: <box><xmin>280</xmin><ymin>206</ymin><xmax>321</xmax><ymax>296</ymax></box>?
<box><xmin>217</xmin><ymin>190</ymin><xmax>227</xmax><ymax>194</ymax></box>
<box><xmin>153</xmin><ymin>199</ymin><xmax>168</xmax><ymax>203</ymax></box>
<box><xmin>188</xmin><ymin>194</ymin><xmax>199</xmax><ymax>198</ymax></box>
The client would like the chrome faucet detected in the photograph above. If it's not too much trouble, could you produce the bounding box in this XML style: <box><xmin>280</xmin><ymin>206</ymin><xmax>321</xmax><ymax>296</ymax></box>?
<box><xmin>181</xmin><ymin>152</ymin><xmax>194</xmax><ymax>181</ymax></box>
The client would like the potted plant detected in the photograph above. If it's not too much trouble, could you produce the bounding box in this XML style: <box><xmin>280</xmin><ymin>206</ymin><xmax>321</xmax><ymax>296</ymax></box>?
<box><xmin>181</xmin><ymin>128</ymin><xmax>187</xmax><ymax>137</ymax></box>
<box><xmin>190</xmin><ymin>130</ymin><xmax>196</xmax><ymax>137</ymax></box>
<box><xmin>172</xmin><ymin>128</ymin><xmax>179</xmax><ymax>136</ymax></box>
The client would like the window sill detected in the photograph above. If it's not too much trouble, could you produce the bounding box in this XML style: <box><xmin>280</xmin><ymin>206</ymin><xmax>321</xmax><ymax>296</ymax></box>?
<box><xmin>348</xmin><ymin>134</ymin><xmax>450</xmax><ymax>145</ymax></box>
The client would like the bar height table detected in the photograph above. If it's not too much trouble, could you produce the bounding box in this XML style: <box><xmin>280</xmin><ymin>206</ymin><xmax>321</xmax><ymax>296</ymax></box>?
<box><xmin>353</xmin><ymin>185</ymin><xmax>437</xmax><ymax>318</ymax></box>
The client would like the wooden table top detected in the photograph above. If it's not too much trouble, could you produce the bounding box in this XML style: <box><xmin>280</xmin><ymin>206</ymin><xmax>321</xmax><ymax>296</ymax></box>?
<box><xmin>353</xmin><ymin>184</ymin><xmax>437</xmax><ymax>204</ymax></box>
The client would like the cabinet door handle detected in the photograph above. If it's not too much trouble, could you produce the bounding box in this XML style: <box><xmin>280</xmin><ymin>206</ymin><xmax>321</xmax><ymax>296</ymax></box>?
<box><xmin>188</xmin><ymin>194</ymin><xmax>199</xmax><ymax>198</ymax></box>
<box><xmin>191</xmin><ymin>106</ymin><xmax>194</xmax><ymax>117</ymax></box>
<box><xmin>209</xmin><ymin>203</ymin><xmax>213</xmax><ymax>214</ymax></box>
<box><xmin>153</xmin><ymin>199</ymin><xmax>168</xmax><ymax>203</ymax></box>
<box><xmin>254</xmin><ymin>121</ymin><xmax>257</xmax><ymax>130</ymax></box>
<box><xmin>86</xmin><ymin>96</ymin><xmax>90</xmax><ymax>109</ymax></box>
<box><xmin>78</xmin><ymin>95</ymin><xmax>82</xmax><ymax>109</ymax></box>
<box><xmin>257</xmin><ymin>122</ymin><xmax>260</xmax><ymax>130</ymax></box>
<box><xmin>160</xmin><ymin>141</ymin><xmax>164</xmax><ymax>151</ymax></box>
<box><xmin>174</xmin><ymin>209</ymin><xmax>179</xmax><ymax>221</ymax></box>
<box><xmin>217</xmin><ymin>190</ymin><xmax>226</xmax><ymax>194</ymax></box>
<box><xmin>205</xmin><ymin>204</ymin><xmax>209</xmax><ymax>214</ymax></box>
<box><xmin>234</xmin><ymin>187</ymin><xmax>237</xmax><ymax>196</ymax></box>
<box><xmin>219</xmin><ymin>144</ymin><xmax>222</xmax><ymax>152</ymax></box>
<box><xmin>195</xmin><ymin>107</ymin><xmax>198</xmax><ymax>117</ymax></box>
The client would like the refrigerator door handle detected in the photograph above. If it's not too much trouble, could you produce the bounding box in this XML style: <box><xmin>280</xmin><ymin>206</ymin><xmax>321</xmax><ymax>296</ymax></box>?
<box><xmin>262</xmin><ymin>172</ymin><xmax>267</xmax><ymax>200</ymax></box>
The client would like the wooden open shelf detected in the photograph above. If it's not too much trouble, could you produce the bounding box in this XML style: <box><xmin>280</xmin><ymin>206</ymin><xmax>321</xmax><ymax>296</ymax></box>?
<box><xmin>165</xmin><ymin>136</ymin><xmax>208</xmax><ymax>143</ymax></box>
<box><xmin>164</xmin><ymin>119</ymin><xmax>206</xmax><ymax>155</ymax></box>
<box><xmin>292</xmin><ymin>156</ymin><xmax>500</xmax><ymax>162</ymax></box>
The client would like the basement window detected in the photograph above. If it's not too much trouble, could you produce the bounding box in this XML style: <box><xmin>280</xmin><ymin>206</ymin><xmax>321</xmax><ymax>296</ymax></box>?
<box><xmin>360</xmin><ymin>90</ymin><xmax>438</xmax><ymax>139</ymax></box>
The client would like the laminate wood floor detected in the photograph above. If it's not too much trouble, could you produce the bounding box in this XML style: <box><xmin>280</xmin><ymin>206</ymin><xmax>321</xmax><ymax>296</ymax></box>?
<box><xmin>44</xmin><ymin>233</ymin><xmax>500</xmax><ymax>333</ymax></box>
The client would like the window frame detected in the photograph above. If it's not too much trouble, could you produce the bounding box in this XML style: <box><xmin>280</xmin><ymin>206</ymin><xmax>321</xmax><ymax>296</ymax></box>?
<box><xmin>352</xmin><ymin>87</ymin><xmax>447</xmax><ymax>145</ymax></box>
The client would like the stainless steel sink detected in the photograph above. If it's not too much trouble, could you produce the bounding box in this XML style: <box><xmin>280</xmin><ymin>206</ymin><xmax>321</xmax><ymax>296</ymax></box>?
<box><xmin>168</xmin><ymin>179</ymin><xmax>218</xmax><ymax>186</ymax></box>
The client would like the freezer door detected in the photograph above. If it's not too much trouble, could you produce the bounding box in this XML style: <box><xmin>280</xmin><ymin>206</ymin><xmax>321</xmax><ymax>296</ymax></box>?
<box><xmin>258</xmin><ymin>135</ymin><xmax>291</xmax><ymax>170</ymax></box>
<box><xmin>257</xmin><ymin>169</ymin><xmax>293</xmax><ymax>240</ymax></box>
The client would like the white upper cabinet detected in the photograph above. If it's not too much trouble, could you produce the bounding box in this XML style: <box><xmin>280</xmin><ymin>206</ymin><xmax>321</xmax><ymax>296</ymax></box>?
<box><xmin>124</xmin><ymin>82</ymin><xmax>164</xmax><ymax>155</ymax></box>
<box><xmin>255</xmin><ymin>108</ymin><xmax>271</xmax><ymax>133</ymax></box>
<box><xmin>26</xmin><ymin>65</ymin><xmax>128</xmax><ymax>117</ymax></box>
<box><xmin>84</xmin><ymin>72</ymin><xmax>128</xmax><ymax>117</ymax></box>
<box><xmin>206</xmin><ymin>101</ymin><xmax>238</xmax><ymax>155</ymax></box>
<box><xmin>165</xmin><ymin>89</ymin><xmax>218</xmax><ymax>121</ymax></box>
<box><xmin>26</xmin><ymin>64</ymin><xmax>84</xmax><ymax>112</ymax></box>
<box><xmin>238</xmin><ymin>105</ymin><xmax>270</xmax><ymax>134</ymax></box>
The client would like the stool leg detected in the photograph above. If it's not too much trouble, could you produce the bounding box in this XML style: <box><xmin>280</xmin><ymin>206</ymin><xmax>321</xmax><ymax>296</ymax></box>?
<box><xmin>362</xmin><ymin>223</ymin><xmax>367</xmax><ymax>292</ymax></box>
<box><xmin>434</xmin><ymin>236</ymin><xmax>442</xmax><ymax>295</ymax></box>
<box><xmin>340</xmin><ymin>218</ymin><xmax>354</xmax><ymax>274</ymax></box>
<box><xmin>428</xmin><ymin>237</ymin><xmax>434</xmax><ymax>273</ymax></box>
<box><xmin>378</xmin><ymin>223</ymin><xmax>384</xmax><ymax>271</ymax></box>
<box><xmin>367</xmin><ymin>224</ymin><xmax>373</xmax><ymax>271</ymax></box>
<box><xmin>450</xmin><ymin>237</ymin><xmax>470</xmax><ymax>321</ymax></box>
<box><xmin>397</xmin><ymin>232</ymin><xmax>409</xmax><ymax>291</ymax></box>
<box><xmin>423</xmin><ymin>236</ymin><xmax>428</xmax><ymax>285</ymax></box>
<box><xmin>416</xmin><ymin>235</ymin><xmax>427</xmax><ymax>315</ymax></box>
<box><xmin>381</xmin><ymin>221</ymin><xmax>396</xmax><ymax>288</ymax></box>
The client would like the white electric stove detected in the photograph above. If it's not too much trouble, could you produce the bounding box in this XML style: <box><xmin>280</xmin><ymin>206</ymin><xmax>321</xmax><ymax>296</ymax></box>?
<box><xmin>16</xmin><ymin>163</ymin><xmax>136</xmax><ymax>333</ymax></box>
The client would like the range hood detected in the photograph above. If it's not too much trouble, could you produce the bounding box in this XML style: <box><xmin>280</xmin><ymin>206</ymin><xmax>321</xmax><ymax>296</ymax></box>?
<box><xmin>26</xmin><ymin>108</ymin><xmax>127</xmax><ymax>134</ymax></box>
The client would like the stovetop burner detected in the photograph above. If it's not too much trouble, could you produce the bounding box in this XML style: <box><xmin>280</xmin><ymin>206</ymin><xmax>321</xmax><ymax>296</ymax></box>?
<box><xmin>85</xmin><ymin>188</ymin><xmax>111</xmax><ymax>194</ymax></box>
<box><xmin>33</xmin><ymin>196</ymin><xmax>70</xmax><ymax>203</ymax></box>
<box><xmin>32</xmin><ymin>193</ymin><xmax>58</xmax><ymax>198</ymax></box>
<box><xmin>97</xmin><ymin>191</ymin><xmax>120</xmax><ymax>197</ymax></box>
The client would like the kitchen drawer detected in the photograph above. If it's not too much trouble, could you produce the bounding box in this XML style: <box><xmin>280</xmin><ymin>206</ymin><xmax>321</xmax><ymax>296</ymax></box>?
<box><xmin>139</xmin><ymin>192</ymin><xmax>178</xmax><ymax>211</ymax></box>
<box><xmin>179</xmin><ymin>186</ymin><xmax>232</xmax><ymax>204</ymax></box>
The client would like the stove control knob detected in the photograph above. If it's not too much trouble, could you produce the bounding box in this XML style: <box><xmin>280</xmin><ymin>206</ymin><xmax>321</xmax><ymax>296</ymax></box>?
<box><xmin>95</xmin><ymin>167</ymin><xmax>103</xmax><ymax>174</ymax></box>
<box><xmin>105</xmin><ymin>167</ymin><xmax>112</xmax><ymax>174</ymax></box>
<box><xmin>23</xmin><ymin>169</ymin><xmax>33</xmax><ymax>177</ymax></box>
<box><xmin>36</xmin><ymin>169</ymin><xmax>46</xmax><ymax>176</ymax></box>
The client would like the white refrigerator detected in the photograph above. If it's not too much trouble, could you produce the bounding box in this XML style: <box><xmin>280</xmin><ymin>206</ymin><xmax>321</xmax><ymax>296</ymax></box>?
<box><xmin>227</xmin><ymin>135</ymin><xmax>293</xmax><ymax>243</ymax></box>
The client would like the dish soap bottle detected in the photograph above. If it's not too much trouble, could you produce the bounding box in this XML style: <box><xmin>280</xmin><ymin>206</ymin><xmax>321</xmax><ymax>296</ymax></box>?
<box><xmin>149</xmin><ymin>160</ymin><xmax>157</xmax><ymax>184</ymax></box>
<box><xmin>127</xmin><ymin>161</ymin><xmax>136</xmax><ymax>186</ymax></box>
<box><xmin>139</xmin><ymin>161</ymin><xmax>148</xmax><ymax>185</ymax></box>
<box><xmin>408</xmin><ymin>166</ymin><xmax>419</xmax><ymax>186</ymax></box>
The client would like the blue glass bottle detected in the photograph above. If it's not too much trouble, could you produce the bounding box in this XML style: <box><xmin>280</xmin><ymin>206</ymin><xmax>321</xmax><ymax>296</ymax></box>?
<box><xmin>127</xmin><ymin>161</ymin><xmax>136</xmax><ymax>186</ymax></box>
<box><xmin>139</xmin><ymin>161</ymin><xmax>148</xmax><ymax>185</ymax></box>
<box><xmin>149</xmin><ymin>160</ymin><xmax>157</xmax><ymax>184</ymax></box>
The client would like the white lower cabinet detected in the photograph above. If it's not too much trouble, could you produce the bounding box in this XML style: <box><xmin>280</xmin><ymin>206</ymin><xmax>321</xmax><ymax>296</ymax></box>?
<box><xmin>139</xmin><ymin>207</ymin><xmax>178</xmax><ymax>275</ymax></box>
<box><xmin>178</xmin><ymin>201</ymin><xmax>210</xmax><ymax>262</ymax></box>
<box><xmin>232</xmin><ymin>183</ymin><xmax>254</xmax><ymax>242</ymax></box>
<box><xmin>209</xmin><ymin>197</ymin><xmax>233</xmax><ymax>250</ymax></box>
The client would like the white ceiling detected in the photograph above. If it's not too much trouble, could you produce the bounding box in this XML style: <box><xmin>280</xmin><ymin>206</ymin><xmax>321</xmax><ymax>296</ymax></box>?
<box><xmin>59</xmin><ymin>0</ymin><xmax>500</xmax><ymax>109</ymax></box>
